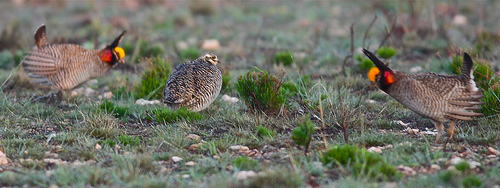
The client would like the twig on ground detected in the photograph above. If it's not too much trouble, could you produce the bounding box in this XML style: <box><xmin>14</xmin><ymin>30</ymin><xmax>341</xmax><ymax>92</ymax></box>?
<box><xmin>341</xmin><ymin>23</ymin><xmax>355</xmax><ymax>76</ymax></box>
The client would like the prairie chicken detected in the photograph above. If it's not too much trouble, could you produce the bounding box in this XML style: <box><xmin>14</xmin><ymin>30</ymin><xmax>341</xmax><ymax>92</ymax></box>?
<box><xmin>163</xmin><ymin>52</ymin><xmax>222</xmax><ymax>112</ymax></box>
<box><xmin>22</xmin><ymin>24</ymin><xmax>127</xmax><ymax>91</ymax></box>
<box><xmin>363</xmin><ymin>49</ymin><xmax>484</xmax><ymax>143</ymax></box>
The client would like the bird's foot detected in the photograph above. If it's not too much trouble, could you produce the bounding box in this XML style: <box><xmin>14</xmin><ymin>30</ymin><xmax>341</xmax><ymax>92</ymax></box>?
<box><xmin>32</xmin><ymin>90</ymin><xmax>63</xmax><ymax>103</ymax></box>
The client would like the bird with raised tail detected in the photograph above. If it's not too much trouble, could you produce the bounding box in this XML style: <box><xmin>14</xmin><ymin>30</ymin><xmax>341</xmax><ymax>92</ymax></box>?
<box><xmin>362</xmin><ymin>48</ymin><xmax>484</xmax><ymax>143</ymax></box>
<box><xmin>163</xmin><ymin>52</ymin><xmax>222</xmax><ymax>112</ymax></box>
<box><xmin>22</xmin><ymin>24</ymin><xmax>127</xmax><ymax>91</ymax></box>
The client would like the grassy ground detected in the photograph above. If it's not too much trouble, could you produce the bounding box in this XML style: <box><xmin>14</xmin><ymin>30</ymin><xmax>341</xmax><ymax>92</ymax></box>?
<box><xmin>0</xmin><ymin>1</ymin><xmax>499</xmax><ymax>187</ymax></box>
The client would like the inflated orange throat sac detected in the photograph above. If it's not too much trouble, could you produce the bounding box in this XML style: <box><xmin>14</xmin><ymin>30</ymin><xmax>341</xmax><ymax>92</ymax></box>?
<box><xmin>384</xmin><ymin>71</ymin><xmax>395</xmax><ymax>84</ymax></box>
<box><xmin>368</xmin><ymin>67</ymin><xmax>380</xmax><ymax>82</ymax></box>
<box><xmin>101</xmin><ymin>50</ymin><xmax>112</xmax><ymax>62</ymax></box>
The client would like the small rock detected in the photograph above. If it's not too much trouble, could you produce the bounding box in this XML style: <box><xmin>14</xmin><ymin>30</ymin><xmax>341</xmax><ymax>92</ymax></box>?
<box><xmin>0</xmin><ymin>150</ymin><xmax>8</xmax><ymax>165</ymax></box>
<box><xmin>95</xmin><ymin>143</ymin><xmax>102</xmax><ymax>150</ymax></box>
<box><xmin>393</xmin><ymin>120</ymin><xmax>410</xmax><ymax>126</ymax></box>
<box><xmin>201</xmin><ymin>39</ymin><xmax>221</xmax><ymax>51</ymax></box>
<box><xmin>135</xmin><ymin>99</ymin><xmax>161</xmax><ymax>105</ymax></box>
<box><xmin>172</xmin><ymin>156</ymin><xmax>183</xmax><ymax>162</ymax></box>
<box><xmin>187</xmin><ymin>134</ymin><xmax>201</xmax><ymax>141</ymax></box>
<box><xmin>488</xmin><ymin>147</ymin><xmax>500</xmax><ymax>155</ymax></box>
<box><xmin>230</xmin><ymin>145</ymin><xmax>249</xmax><ymax>151</ymax></box>
<box><xmin>469</xmin><ymin>161</ymin><xmax>481</xmax><ymax>169</ymax></box>
<box><xmin>397</xmin><ymin>165</ymin><xmax>416</xmax><ymax>176</ymax></box>
<box><xmin>236</xmin><ymin>170</ymin><xmax>257</xmax><ymax>180</ymax></box>
<box><xmin>182</xmin><ymin>174</ymin><xmax>190</xmax><ymax>179</ymax></box>
<box><xmin>115</xmin><ymin>145</ymin><xmax>121</xmax><ymax>150</ymax></box>
<box><xmin>177</xmin><ymin>41</ymin><xmax>189</xmax><ymax>50</ymax></box>
<box><xmin>367</xmin><ymin>147</ymin><xmax>382</xmax><ymax>154</ymax></box>
<box><xmin>185</xmin><ymin>161</ymin><xmax>195</xmax><ymax>166</ymax></box>
<box><xmin>431</xmin><ymin>164</ymin><xmax>441</xmax><ymax>171</ymax></box>
<box><xmin>450</xmin><ymin>156</ymin><xmax>463</xmax><ymax>165</ymax></box>
<box><xmin>447</xmin><ymin>165</ymin><xmax>458</xmax><ymax>171</ymax></box>
<box><xmin>43</xmin><ymin>158</ymin><xmax>66</xmax><ymax>165</ymax></box>
<box><xmin>85</xmin><ymin>88</ymin><xmax>95</xmax><ymax>96</ymax></box>
<box><xmin>367</xmin><ymin>99</ymin><xmax>377</xmax><ymax>104</ymax></box>
<box><xmin>409</xmin><ymin>66</ymin><xmax>423</xmax><ymax>73</ymax></box>
<box><xmin>49</xmin><ymin>184</ymin><xmax>59</xmax><ymax>188</ymax></box>
<box><xmin>44</xmin><ymin>152</ymin><xmax>58</xmax><ymax>158</ymax></box>
<box><xmin>222</xmin><ymin>94</ymin><xmax>239</xmax><ymax>103</ymax></box>
<box><xmin>452</xmin><ymin>14</ymin><xmax>467</xmax><ymax>26</ymax></box>
<box><xmin>102</xmin><ymin>92</ymin><xmax>113</xmax><ymax>99</ymax></box>
<box><xmin>72</xmin><ymin>160</ymin><xmax>84</xmax><ymax>166</ymax></box>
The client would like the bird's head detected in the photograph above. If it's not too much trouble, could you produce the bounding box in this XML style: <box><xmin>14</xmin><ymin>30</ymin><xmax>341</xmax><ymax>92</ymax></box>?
<box><xmin>100</xmin><ymin>30</ymin><xmax>127</xmax><ymax>65</ymax></box>
<box><xmin>200</xmin><ymin>52</ymin><xmax>221</xmax><ymax>65</ymax></box>
<box><xmin>363</xmin><ymin>49</ymin><xmax>396</xmax><ymax>91</ymax></box>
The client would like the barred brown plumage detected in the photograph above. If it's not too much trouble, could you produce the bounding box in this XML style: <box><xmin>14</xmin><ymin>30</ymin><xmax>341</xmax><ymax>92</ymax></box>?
<box><xmin>163</xmin><ymin>52</ymin><xmax>222</xmax><ymax>112</ymax></box>
<box><xmin>22</xmin><ymin>24</ymin><xmax>127</xmax><ymax>91</ymax></box>
<box><xmin>363</xmin><ymin>48</ymin><xmax>484</xmax><ymax>144</ymax></box>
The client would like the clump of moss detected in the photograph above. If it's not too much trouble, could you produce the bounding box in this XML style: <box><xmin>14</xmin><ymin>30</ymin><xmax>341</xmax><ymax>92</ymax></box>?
<box><xmin>322</xmin><ymin>144</ymin><xmax>402</xmax><ymax>181</ymax></box>
<box><xmin>134</xmin><ymin>57</ymin><xmax>172</xmax><ymax>100</ymax></box>
<box><xmin>236</xmin><ymin>70</ymin><xmax>288</xmax><ymax>116</ymax></box>
<box><xmin>100</xmin><ymin>99</ymin><xmax>130</xmax><ymax>118</ymax></box>
<box><xmin>154</xmin><ymin>107</ymin><xmax>204</xmax><ymax>124</ymax></box>
<box><xmin>275</xmin><ymin>51</ymin><xmax>294</xmax><ymax>66</ymax></box>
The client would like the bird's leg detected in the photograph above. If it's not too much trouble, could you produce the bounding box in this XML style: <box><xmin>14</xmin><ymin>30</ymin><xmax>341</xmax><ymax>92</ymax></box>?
<box><xmin>444</xmin><ymin>120</ymin><xmax>456</xmax><ymax>149</ymax></box>
<box><xmin>32</xmin><ymin>90</ymin><xmax>63</xmax><ymax>103</ymax></box>
<box><xmin>434</xmin><ymin>121</ymin><xmax>444</xmax><ymax>144</ymax></box>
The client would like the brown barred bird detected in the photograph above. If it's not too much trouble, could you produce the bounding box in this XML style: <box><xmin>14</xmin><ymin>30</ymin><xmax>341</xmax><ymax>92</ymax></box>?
<box><xmin>163</xmin><ymin>52</ymin><xmax>222</xmax><ymax>112</ymax></box>
<box><xmin>363</xmin><ymin>49</ymin><xmax>484</xmax><ymax>143</ymax></box>
<box><xmin>22</xmin><ymin>24</ymin><xmax>126</xmax><ymax>91</ymax></box>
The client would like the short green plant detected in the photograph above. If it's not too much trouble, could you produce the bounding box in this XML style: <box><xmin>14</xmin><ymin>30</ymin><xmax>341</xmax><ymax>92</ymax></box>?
<box><xmin>322</xmin><ymin>144</ymin><xmax>402</xmax><ymax>181</ymax></box>
<box><xmin>134</xmin><ymin>57</ymin><xmax>172</xmax><ymax>100</ymax></box>
<box><xmin>100</xmin><ymin>99</ymin><xmax>130</xmax><ymax>118</ymax></box>
<box><xmin>137</xmin><ymin>40</ymin><xmax>165</xmax><ymax>62</ymax></box>
<box><xmin>180</xmin><ymin>47</ymin><xmax>201</xmax><ymax>61</ymax></box>
<box><xmin>480</xmin><ymin>88</ymin><xmax>500</xmax><ymax>115</ymax></box>
<box><xmin>256</xmin><ymin>124</ymin><xmax>276</xmax><ymax>139</ymax></box>
<box><xmin>118</xmin><ymin>134</ymin><xmax>141</xmax><ymax>147</ymax></box>
<box><xmin>236</xmin><ymin>70</ymin><xmax>288</xmax><ymax>116</ymax></box>
<box><xmin>377</xmin><ymin>46</ymin><xmax>397</xmax><ymax>59</ymax></box>
<box><xmin>291</xmin><ymin>114</ymin><xmax>315</xmax><ymax>155</ymax></box>
<box><xmin>154</xmin><ymin>107</ymin><xmax>204</xmax><ymax>124</ymax></box>
<box><xmin>462</xmin><ymin>175</ymin><xmax>482</xmax><ymax>188</ymax></box>
<box><xmin>99</xmin><ymin>139</ymin><xmax>117</xmax><ymax>147</ymax></box>
<box><xmin>274</xmin><ymin>51</ymin><xmax>294</xmax><ymax>66</ymax></box>
<box><xmin>455</xmin><ymin>160</ymin><xmax>471</xmax><ymax>174</ymax></box>
<box><xmin>232</xmin><ymin>155</ymin><xmax>260</xmax><ymax>170</ymax></box>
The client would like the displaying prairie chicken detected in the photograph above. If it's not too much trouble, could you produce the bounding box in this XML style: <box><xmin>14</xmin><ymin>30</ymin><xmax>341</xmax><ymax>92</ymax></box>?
<box><xmin>362</xmin><ymin>49</ymin><xmax>484</xmax><ymax>143</ymax></box>
<box><xmin>163</xmin><ymin>52</ymin><xmax>222</xmax><ymax>112</ymax></box>
<box><xmin>22</xmin><ymin>24</ymin><xmax>127</xmax><ymax>91</ymax></box>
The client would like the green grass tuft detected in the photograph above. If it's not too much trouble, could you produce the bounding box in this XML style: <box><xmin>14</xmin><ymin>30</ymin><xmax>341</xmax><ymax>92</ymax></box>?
<box><xmin>462</xmin><ymin>175</ymin><xmax>482</xmax><ymax>188</ymax></box>
<box><xmin>133</xmin><ymin>57</ymin><xmax>172</xmax><ymax>100</ymax></box>
<box><xmin>232</xmin><ymin>155</ymin><xmax>260</xmax><ymax>170</ymax></box>
<box><xmin>118</xmin><ymin>134</ymin><xmax>141</xmax><ymax>147</ymax></box>
<box><xmin>236</xmin><ymin>70</ymin><xmax>288</xmax><ymax>116</ymax></box>
<box><xmin>322</xmin><ymin>144</ymin><xmax>402</xmax><ymax>181</ymax></box>
<box><xmin>100</xmin><ymin>99</ymin><xmax>130</xmax><ymax>118</ymax></box>
<box><xmin>154</xmin><ymin>107</ymin><xmax>204</xmax><ymax>123</ymax></box>
<box><xmin>256</xmin><ymin>124</ymin><xmax>276</xmax><ymax>139</ymax></box>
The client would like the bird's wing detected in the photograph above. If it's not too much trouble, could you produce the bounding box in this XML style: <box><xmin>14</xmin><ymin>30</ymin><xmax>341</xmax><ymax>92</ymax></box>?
<box><xmin>163</xmin><ymin>62</ymin><xmax>195</xmax><ymax>104</ymax></box>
